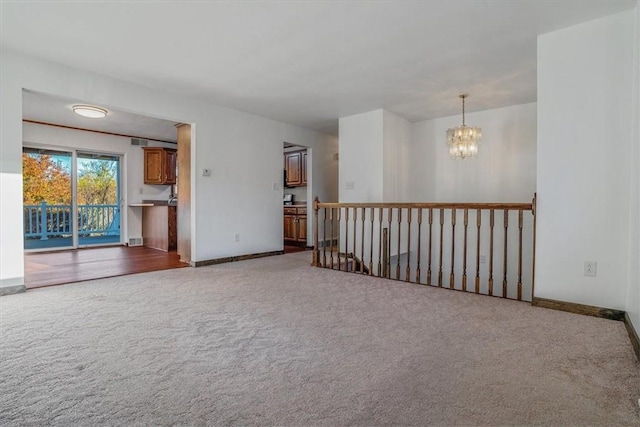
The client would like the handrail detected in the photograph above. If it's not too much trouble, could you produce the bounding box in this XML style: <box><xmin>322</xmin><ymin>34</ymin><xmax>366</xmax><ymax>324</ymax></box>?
<box><xmin>312</xmin><ymin>194</ymin><xmax>537</xmax><ymax>302</ymax></box>
<box><xmin>316</xmin><ymin>201</ymin><xmax>533</xmax><ymax>210</ymax></box>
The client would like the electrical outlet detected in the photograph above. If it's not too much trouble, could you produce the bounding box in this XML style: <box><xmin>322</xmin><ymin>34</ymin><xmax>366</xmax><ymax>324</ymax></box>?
<box><xmin>479</xmin><ymin>255</ymin><xmax>486</xmax><ymax>264</ymax></box>
<box><xmin>202</xmin><ymin>168</ymin><xmax>211</xmax><ymax>177</ymax></box>
<box><xmin>584</xmin><ymin>261</ymin><xmax>597</xmax><ymax>277</ymax></box>
<box><xmin>272</xmin><ymin>182</ymin><xmax>280</xmax><ymax>191</ymax></box>
<box><xmin>346</xmin><ymin>181</ymin><xmax>355</xmax><ymax>190</ymax></box>
<box><xmin>235</xmin><ymin>233</ymin><xmax>240</xmax><ymax>243</ymax></box>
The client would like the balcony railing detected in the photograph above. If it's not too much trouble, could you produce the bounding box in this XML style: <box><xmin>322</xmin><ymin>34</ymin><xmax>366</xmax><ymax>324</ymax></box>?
<box><xmin>24</xmin><ymin>202</ymin><xmax>119</xmax><ymax>240</ymax></box>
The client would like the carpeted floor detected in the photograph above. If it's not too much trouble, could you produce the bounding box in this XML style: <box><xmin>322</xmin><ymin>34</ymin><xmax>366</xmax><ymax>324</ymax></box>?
<box><xmin>1</xmin><ymin>251</ymin><xmax>639</xmax><ymax>426</ymax></box>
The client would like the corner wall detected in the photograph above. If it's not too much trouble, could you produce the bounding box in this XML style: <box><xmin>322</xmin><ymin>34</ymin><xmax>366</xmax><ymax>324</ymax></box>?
<box><xmin>537</xmin><ymin>10</ymin><xmax>635</xmax><ymax>310</ymax></box>
<box><xmin>625</xmin><ymin>3</ymin><xmax>640</xmax><ymax>334</ymax></box>
<box><xmin>338</xmin><ymin>110</ymin><xmax>384</xmax><ymax>202</ymax></box>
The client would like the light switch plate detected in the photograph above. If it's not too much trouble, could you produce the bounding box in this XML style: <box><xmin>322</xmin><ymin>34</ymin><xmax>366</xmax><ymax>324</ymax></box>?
<box><xmin>584</xmin><ymin>261</ymin><xmax>597</xmax><ymax>277</ymax></box>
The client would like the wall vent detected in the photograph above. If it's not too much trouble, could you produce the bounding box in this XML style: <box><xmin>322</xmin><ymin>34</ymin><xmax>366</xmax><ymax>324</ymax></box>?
<box><xmin>131</xmin><ymin>138</ymin><xmax>149</xmax><ymax>147</ymax></box>
<box><xmin>128</xmin><ymin>237</ymin><xmax>143</xmax><ymax>247</ymax></box>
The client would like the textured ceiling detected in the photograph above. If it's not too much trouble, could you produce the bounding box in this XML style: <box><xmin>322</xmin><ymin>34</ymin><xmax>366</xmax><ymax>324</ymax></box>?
<box><xmin>2</xmin><ymin>0</ymin><xmax>636</xmax><ymax>135</ymax></box>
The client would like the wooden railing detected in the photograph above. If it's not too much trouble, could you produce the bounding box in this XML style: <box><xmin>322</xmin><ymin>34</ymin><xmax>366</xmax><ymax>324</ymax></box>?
<box><xmin>312</xmin><ymin>195</ymin><xmax>537</xmax><ymax>302</ymax></box>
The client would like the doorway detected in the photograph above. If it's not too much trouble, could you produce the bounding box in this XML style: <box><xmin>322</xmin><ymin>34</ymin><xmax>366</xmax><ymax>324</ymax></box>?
<box><xmin>23</xmin><ymin>147</ymin><xmax>122</xmax><ymax>251</ymax></box>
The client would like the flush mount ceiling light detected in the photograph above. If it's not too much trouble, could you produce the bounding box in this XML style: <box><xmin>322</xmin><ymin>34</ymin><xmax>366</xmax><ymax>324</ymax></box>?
<box><xmin>446</xmin><ymin>94</ymin><xmax>482</xmax><ymax>159</ymax></box>
<box><xmin>72</xmin><ymin>105</ymin><xmax>108</xmax><ymax>118</ymax></box>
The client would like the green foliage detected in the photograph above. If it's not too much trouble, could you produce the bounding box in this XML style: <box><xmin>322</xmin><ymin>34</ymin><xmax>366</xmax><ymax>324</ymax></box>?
<box><xmin>77</xmin><ymin>160</ymin><xmax>117</xmax><ymax>205</ymax></box>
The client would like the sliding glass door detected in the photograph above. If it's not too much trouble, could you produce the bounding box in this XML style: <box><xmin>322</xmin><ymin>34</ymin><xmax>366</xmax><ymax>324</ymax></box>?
<box><xmin>76</xmin><ymin>152</ymin><xmax>121</xmax><ymax>247</ymax></box>
<box><xmin>23</xmin><ymin>148</ymin><xmax>74</xmax><ymax>250</ymax></box>
<box><xmin>23</xmin><ymin>147</ymin><xmax>122</xmax><ymax>251</ymax></box>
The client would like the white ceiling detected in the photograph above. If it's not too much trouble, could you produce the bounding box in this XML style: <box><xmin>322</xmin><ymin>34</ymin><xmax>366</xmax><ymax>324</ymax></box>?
<box><xmin>22</xmin><ymin>90</ymin><xmax>179</xmax><ymax>143</ymax></box>
<box><xmin>2</xmin><ymin>1</ymin><xmax>636</xmax><ymax>136</ymax></box>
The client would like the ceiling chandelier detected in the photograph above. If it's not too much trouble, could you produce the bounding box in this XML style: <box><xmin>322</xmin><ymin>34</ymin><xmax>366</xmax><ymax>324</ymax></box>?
<box><xmin>446</xmin><ymin>94</ymin><xmax>481</xmax><ymax>159</ymax></box>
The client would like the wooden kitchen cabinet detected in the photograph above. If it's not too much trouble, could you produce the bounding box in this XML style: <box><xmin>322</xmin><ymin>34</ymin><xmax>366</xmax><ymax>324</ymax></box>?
<box><xmin>283</xmin><ymin>214</ymin><xmax>297</xmax><ymax>240</ymax></box>
<box><xmin>143</xmin><ymin>147</ymin><xmax>177</xmax><ymax>184</ymax></box>
<box><xmin>284</xmin><ymin>149</ymin><xmax>307</xmax><ymax>187</ymax></box>
<box><xmin>283</xmin><ymin>206</ymin><xmax>307</xmax><ymax>243</ymax></box>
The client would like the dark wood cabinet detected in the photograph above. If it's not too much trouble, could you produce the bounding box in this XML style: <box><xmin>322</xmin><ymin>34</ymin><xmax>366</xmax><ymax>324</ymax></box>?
<box><xmin>284</xmin><ymin>149</ymin><xmax>307</xmax><ymax>187</ymax></box>
<box><xmin>143</xmin><ymin>147</ymin><xmax>177</xmax><ymax>185</ymax></box>
<box><xmin>283</xmin><ymin>214</ymin><xmax>297</xmax><ymax>240</ymax></box>
<box><xmin>284</xmin><ymin>206</ymin><xmax>307</xmax><ymax>243</ymax></box>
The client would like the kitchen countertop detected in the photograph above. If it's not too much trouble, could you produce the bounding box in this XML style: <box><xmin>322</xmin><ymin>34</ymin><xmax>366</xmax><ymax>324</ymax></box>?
<box><xmin>129</xmin><ymin>200</ymin><xmax>177</xmax><ymax>207</ymax></box>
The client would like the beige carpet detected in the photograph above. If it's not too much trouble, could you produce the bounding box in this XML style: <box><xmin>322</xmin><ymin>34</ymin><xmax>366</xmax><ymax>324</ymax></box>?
<box><xmin>1</xmin><ymin>251</ymin><xmax>639</xmax><ymax>426</ymax></box>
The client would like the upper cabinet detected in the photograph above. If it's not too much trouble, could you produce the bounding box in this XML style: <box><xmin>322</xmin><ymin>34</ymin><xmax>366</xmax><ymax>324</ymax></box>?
<box><xmin>143</xmin><ymin>147</ymin><xmax>177</xmax><ymax>185</ymax></box>
<box><xmin>284</xmin><ymin>149</ymin><xmax>307</xmax><ymax>187</ymax></box>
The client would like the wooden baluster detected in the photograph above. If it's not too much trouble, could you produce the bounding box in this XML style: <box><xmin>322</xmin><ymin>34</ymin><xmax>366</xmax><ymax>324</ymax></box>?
<box><xmin>378</xmin><ymin>208</ymin><xmax>383</xmax><ymax>277</ymax></box>
<box><xmin>323</xmin><ymin>206</ymin><xmax>327</xmax><ymax>268</ymax></box>
<box><xmin>475</xmin><ymin>209</ymin><xmax>481</xmax><ymax>294</ymax></box>
<box><xmin>361</xmin><ymin>207</ymin><xmax>365</xmax><ymax>274</ymax></box>
<box><xmin>416</xmin><ymin>208</ymin><xmax>422</xmax><ymax>284</ymax></box>
<box><xmin>489</xmin><ymin>209</ymin><xmax>494</xmax><ymax>296</ymax></box>
<box><xmin>353</xmin><ymin>207</ymin><xmax>358</xmax><ymax>273</ymax></box>
<box><xmin>382</xmin><ymin>227</ymin><xmax>389</xmax><ymax>278</ymax></box>
<box><xmin>503</xmin><ymin>209</ymin><xmax>509</xmax><ymax>298</ymax></box>
<box><xmin>337</xmin><ymin>208</ymin><xmax>341</xmax><ymax>272</ymax></box>
<box><xmin>345</xmin><ymin>208</ymin><xmax>350</xmax><ymax>272</ymax></box>
<box><xmin>463</xmin><ymin>209</ymin><xmax>468</xmax><ymax>292</ymax></box>
<box><xmin>518</xmin><ymin>209</ymin><xmax>523</xmax><ymax>301</ymax></box>
<box><xmin>352</xmin><ymin>207</ymin><xmax>357</xmax><ymax>273</ymax></box>
<box><xmin>369</xmin><ymin>208</ymin><xmax>374</xmax><ymax>275</ymax></box>
<box><xmin>329</xmin><ymin>208</ymin><xmax>335</xmax><ymax>270</ymax></box>
<box><xmin>450</xmin><ymin>208</ymin><xmax>456</xmax><ymax>289</ymax></box>
<box><xmin>428</xmin><ymin>208</ymin><xmax>433</xmax><ymax>286</ymax></box>
<box><xmin>406</xmin><ymin>208</ymin><xmax>412</xmax><ymax>282</ymax></box>
<box><xmin>396</xmin><ymin>208</ymin><xmax>402</xmax><ymax>280</ymax></box>
<box><xmin>387</xmin><ymin>208</ymin><xmax>393</xmax><ymax>278</ymax></box>
<box><xmin>438</xmin><ymin>208</ymin><xmax>444</xmax><ymax>287</ymax></box>
<box><xmin>312</xmin><ymin>197</ymin><xmax>320</xmax><ymax>267</ymax></box>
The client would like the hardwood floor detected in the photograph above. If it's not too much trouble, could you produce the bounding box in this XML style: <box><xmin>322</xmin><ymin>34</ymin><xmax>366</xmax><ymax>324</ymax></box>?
<box><xmin>24</xmin><ymin>246</ymin><xmax>188</xmax><ymax>289</ymax></box>
<box><xmin>284</xmin><ymin>245</ymin><xmax>308</xmax><ymax>254</ymax></box>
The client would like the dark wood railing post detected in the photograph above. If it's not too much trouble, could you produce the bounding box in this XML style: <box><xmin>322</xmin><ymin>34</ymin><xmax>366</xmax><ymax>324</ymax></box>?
<box><xmin>312</xmin><ymin>196</ymin><xmax>320</xmax><ymax>266</ymax></box>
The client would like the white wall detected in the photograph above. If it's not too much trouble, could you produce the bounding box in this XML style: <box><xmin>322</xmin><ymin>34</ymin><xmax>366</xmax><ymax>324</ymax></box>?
<box><xmin>339</xmin><ymin>110</ymin><xmax>384</xmax><ymax>202</ymax></box>
<box><xmin>537</xmin><ymin>10</ymin><xmax>635</xmax><ymax>310</ymax></box>
<box><xmin>383</xmin><ymin>110</ymin><xmax>412</xmax><ymax>202</ymax></box>
<box><xmin>410</xmin><ymin>103</ymin><xmax>537</xmax><ymax>203</ymax></box>
<box><xmin>626</xmin><ymin>4</ymin><xmax>640</xmax><ymax>333</ymax></box>
<box><xmin>22</xmin><ymin>122</ymin><xmax>175</xmax><ymax>242</ymax></box>
<box><xmin>0</xmin><ymin>49</ymin><xmax>338</xmax><ymax>289</ymax></box>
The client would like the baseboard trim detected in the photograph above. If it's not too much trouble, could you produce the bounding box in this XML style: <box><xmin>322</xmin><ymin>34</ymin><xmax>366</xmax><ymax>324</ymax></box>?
<box><xmin>0</xmin><ymin>284</ymin><xmax>27</xmax><ymax>296</ymax></box>
<box><xmin>193</xmin><ymin>250</ymin><xmax>284</xmax><ymax>267</ymax></box>
<box><xmin>531</xmin><ymin>297</ymin><xmax>625</xmax><ymax>321</ymax></box>
<box><xmin>624</xmin><ymin>312</ymin><xmax>640</xmax><ymax>362</ymax></box>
